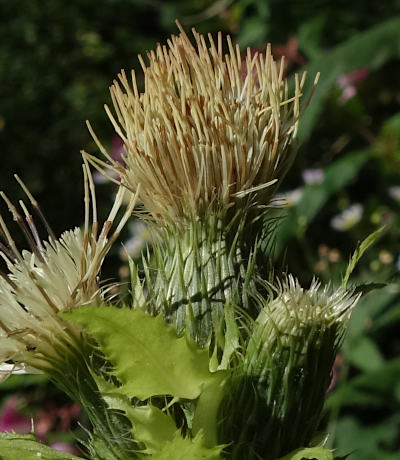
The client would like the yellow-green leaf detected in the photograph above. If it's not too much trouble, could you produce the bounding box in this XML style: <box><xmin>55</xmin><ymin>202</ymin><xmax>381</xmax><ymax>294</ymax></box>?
<box><xmin>277</xmin><ymin>446</ymin><xmax>334</xmax><ymax>460</ymax></box>
<box><xmin>0</xmin><ymin>433</ymin><xmax>82</xmax><ymax>460</ymax></box>
<box><xmin>62</xmin><ymin>306</ymin><xmax>225</xmax><ymax>401</ymax></box>
<box><xmin>342</xmin><ymin>226</ymin><xmax>385</xmax><ymax>287</ymax></box>
<box><xmin>150</xmin><ymin>432</ymin><xmax>224</xmax><ymax>460</ymax></box>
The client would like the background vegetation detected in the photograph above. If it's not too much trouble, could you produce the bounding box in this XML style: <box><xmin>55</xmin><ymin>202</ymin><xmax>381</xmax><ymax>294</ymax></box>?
<box><xmin>0</xmin><ymin>1</ymin><xmax>399</xmax><ymax>458</ymax></box>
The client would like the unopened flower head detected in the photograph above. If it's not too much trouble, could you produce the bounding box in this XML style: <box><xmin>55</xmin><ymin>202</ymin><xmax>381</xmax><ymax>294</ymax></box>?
<box><xmin>229</xmin><ymin>275</ymin><xmax>361</xmax><ymax>458</ymax></box>
<box><xmin>256</xmin><ymin>275</ymin><xmax>360</xmax><ymax>336</ymax></box>
<box><xmin>247</xmin><ymin>274</ymin><xmax>361</xmax><ymax>375</ymax></box>
<box><xmin>0</xmin><ymin>164</ymin><xmax>137</xmax><ymax>379</ymax></box>
<box><xmin>86</xmin><ymin>23</ymin><xmax>318</xmax><ymax>224</ymax></box>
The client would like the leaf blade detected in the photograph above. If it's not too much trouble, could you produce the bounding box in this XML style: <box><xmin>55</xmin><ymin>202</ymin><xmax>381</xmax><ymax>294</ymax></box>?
<box><xmin>150</xmin><ymin>432</ymin><xmax>224</xmax><ymax>460</ymax></box>
<box><xmin>298</xmin><ymin>16</ymin><xmax>400</xmax><ymax>142</ymax></box>
<box><xmin>277</xmin><ymin>445</ymin><xmax>333</xmax><ymax>460</ymax></box>
<box><xmin>0</xmin><ymin>433</ymin><xmax>82</xmax><ymax>460</ymax></box>
<box><xmin>342</xmin><ymin>226</ymin><xmax>385</xmax><ymax>287</ymax></box>
<box><xmin>62</xmin><ymin>306</ymin><xmax>224</xmax><ymax>401</ymax></box>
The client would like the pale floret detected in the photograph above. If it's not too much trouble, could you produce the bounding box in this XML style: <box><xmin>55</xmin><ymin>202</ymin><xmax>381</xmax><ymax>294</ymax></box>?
<box><xmin>264</xmin><ymin>274</ymin><xmax>361</xmax><ymax>326</ymax></box>
<box><xmin>0</xmin><ymin>167</ymin><xmax>138</xmax><ymax>379</ymax></box>
<box><xmin>85</xmin><ymin>24</ymin><xmax>318</xmax><ymax>223</ymax></box>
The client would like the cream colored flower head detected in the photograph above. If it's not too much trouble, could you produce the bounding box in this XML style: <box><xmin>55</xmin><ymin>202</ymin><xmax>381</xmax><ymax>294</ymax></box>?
<box><xmin>246</xmin><ymin>275</ymin><xmax>361</xmax><ymax>376</ymax></box>
<box><xmin>256</xmin><ymin>275</ymin><xmax>361</xmax><ymax>343</ymax></box>
<box><xmin>86</xmin><ymin>24</ymin><xmax>318</xmax><ymax>223</ymax></box>
<box><xmin>0</xmin><ymin>165</ymin><xmax>137</xmax><ymax>379</ymax></box>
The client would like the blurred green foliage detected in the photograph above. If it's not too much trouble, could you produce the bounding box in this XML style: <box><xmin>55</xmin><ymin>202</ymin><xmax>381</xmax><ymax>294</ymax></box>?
<box><xmin>0</xmin><ymin>1</ymin><xmax>399</xmax><ymax>458</ymax></box>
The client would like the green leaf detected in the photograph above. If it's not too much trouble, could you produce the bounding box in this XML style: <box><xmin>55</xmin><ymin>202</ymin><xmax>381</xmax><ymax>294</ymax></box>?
<box><xmin>271</xmin><ymin>150</ymin><xmax>368</xmax><ymax>256</ymax></box>
<box><xmin>84</xmin><ymin>435</ymin><xmax>124</xmax><ymax>460</ymax></box>
<box><xmin>150</xmin><ymin>432</ymin><xmax>224</xmax><ymax>460</ymax></box>
<box><xmin>345</xmin><ymin>336</ymin><xmax>384</xmax><ymax>372</ymax></box>
<box><xmin>297</xmin><ymin>14</ymin><xmax>325</xmax><ymax>60</ymax></box>
<box><xmin>62</xmin><ymin>306</ymin><xmax>225</xmax><ymax>400</ymax></box>
<box><xmin>345</xmin><ymin>285</ymin><xmax>399</xmax><ymax>340</ymax></box>
<box><xmin>126</xmin><ymin>405</ymin><xmax>178</xmax><ymax>455</ymax></box>
<box><xmin>94</xmin><ymin>375</ymin><xmax>177</xmax><ymax>454</ymax></box>
<box><xmin>342</xmin><ymin>227</ymin><xmax>385</xmax><ymax>287</ymax></box>
<box><xmin>353</xmin><ymin>283</ymin><xmax>386</xmax><ymax>296</ymax></box>
<box><xmin>237</xmin><ymin>16</ymin><xmax>268</xmax><ymax>47</ymax></box>
<box><xmin>192</xmin><ymin>372</ymin><xmax>227</xmax><ymax>447</ymax></box>
<box><xmin>298</xmin><ymin>16</ymin><xmax>400</xmax><ymax>142</ymax></box>
<box><xmin>129</xmin><ymin>257</ymin><xmax>146</xmax><ymax>307</ymax></box>
<box><xmin>326</xmin><ymin>357</ymin><xmax>400</xmax><ymax>410</ymax></box>
<box><xmin>0</xmin><ymin>433</ymin><xmax>82</xmax><ymax>460</ymax></box>
<box><xmin>333</xmin><ymin>416</ymin><xmax>400</xmax><ymax>460</ymax></box>
<box><xmin>0</xmin><ymin>373</ymin><xmax>48</xmax><ymax>390</ymax></box>
<box><xmin>276</xmin><ymin>445</ymin><xmax>333</xmax><ymax>460</ymax></box>
<box><xmin>373</xmin><ymin>301</ymin><xmax>400</xmax><ymax>329</ymax></box>
<box><xmin>219</xmin><ymin>303</ymin><xmax>240</xmax><ymax>370</ymax></box>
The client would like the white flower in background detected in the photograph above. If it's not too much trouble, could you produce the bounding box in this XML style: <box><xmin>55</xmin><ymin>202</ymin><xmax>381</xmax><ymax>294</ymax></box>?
<box><xmin>0</xmin><ymin>164</ymin><xmax>138</xmax><ymax>381</ymax></box>
<box><xmin>273</xmin><ymin>188</ymin><xmax>303</xmax><ymax>207</ymax></box>
<box><xmin>388</xmin><ymin>186</ymin><xmax>400</xmax><ymax>204</ymax></box>
<box><xmin>331</xmin><ymin>203</ymin><xmax>363</xmax><ymax>231</ymax></box>
<box><xmin>119</xmin><ymin>220</ymin><xmax>152</xmax><ymax>260</ymax></box>
<box><xmin>302</xmin><ymin>168</ymin><xmax>324</xmax><ymax>185</ymax></box>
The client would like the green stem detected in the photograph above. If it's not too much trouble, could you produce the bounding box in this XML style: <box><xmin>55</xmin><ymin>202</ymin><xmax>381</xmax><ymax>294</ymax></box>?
<box><xmin>44</xmin><ymin>336</ymin><xmax>140</xmax><ymax>459</ymax></box>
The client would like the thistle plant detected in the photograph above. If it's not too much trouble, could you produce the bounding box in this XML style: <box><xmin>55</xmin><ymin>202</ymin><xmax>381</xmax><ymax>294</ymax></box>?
<box><xmin>0</xmin><ymin>24</ymin><xmax>378</xmax><ymax>460</ymax></box>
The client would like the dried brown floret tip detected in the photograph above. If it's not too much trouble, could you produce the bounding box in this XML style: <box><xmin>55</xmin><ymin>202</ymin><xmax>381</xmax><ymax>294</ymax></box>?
<box><xmin>86</xmin><ymin>22</ymin><xmax>319</xmax><ymax>224</ymax></box>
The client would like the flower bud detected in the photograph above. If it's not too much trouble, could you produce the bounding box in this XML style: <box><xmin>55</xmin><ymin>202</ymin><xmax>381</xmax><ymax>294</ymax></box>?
<box><xmin>218</xmin><ymin>275</ymin><xmax>360</xmax><ymax>459</ymax></box>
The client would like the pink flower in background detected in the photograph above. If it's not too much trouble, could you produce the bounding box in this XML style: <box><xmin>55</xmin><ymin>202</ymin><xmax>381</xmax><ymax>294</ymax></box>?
<box><xmin>93</xmin><ymin>135</ymin><xmax>125</xmax><ymax>184</ymax></box>
<box><xmin>35</xmin><ymin>401</ymin><xmax>81</xmax><ymax>441</ymax></box>
<box><xmin>327</xmin><ymin>354</ymin><xmax>343</xmax><ymax>393</ymax></box>
<box><xmin>302</xmin><ymin>168</ymin><xmax>324</xmax><ymax>185</ymax></box>
<box><xmin>0</xmin><ymin>395</ymin><xmax>80</xmax><ymax>454</ymax></box>
<box><xmin>272</xmin><ymin>36</ymin><xmax>307</xmax><ymax>68</ymax></box>
<box><xmin>241</xmin><ymin>36</ymin><xmax>307</xmax><ymax>83</ymax></box>
<box><xmin>337</xmin><ymin>68</ymin><xmax>369</xmax><ymax>104</ymax></box>
<box><xmin>0</xmin><ymin>395</ymin><xmax>31</xmax><ymax>433</ymax></box>
<box><xmin>110</xmin><ymin>135</ymin><xmax>124</xmax><ymax>163</ymax></box>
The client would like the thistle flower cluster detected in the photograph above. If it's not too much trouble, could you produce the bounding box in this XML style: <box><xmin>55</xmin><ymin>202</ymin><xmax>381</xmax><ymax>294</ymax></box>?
<box><xmin>85</xmin><ymin>23</ymin><xmax>318</xmax><ymax>225</ymax></box>
<box><xmin>0</xmin><ymin>24</ymin><xmax>363</xmax><ymax>460</ymax></box>
<box><xmin>0</xmin><ymin>164</ymin><xmax>137</xmax><ymax>380</ymax></box>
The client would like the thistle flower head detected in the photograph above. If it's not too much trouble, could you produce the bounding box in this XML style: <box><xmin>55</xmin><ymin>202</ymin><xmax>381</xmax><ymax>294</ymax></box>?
<box><xmin>86</xmin><ymin>24</ymin><xmax>318</xmax><ymax>224</ymax></box>
<box><xmin>253</xmin><ymin>275</ymin><xmax>360</xmax><ymax>342</ymax></box>
<box><xmin>218</xmin><ymin>276</ymin><xmax>360</xmax><ymax>459</ymax></box>
<box><xmin>0</xmin><ymin>163</ymin><xmax>137</xmax><ymax>379</ymax></box>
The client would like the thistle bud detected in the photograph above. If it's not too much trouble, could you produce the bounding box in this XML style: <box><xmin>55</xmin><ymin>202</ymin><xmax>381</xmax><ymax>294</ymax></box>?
<box><xmin>218</xmin><ymin>275</ymin><xmax>360</xmax><ymax>459</ymax></box>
